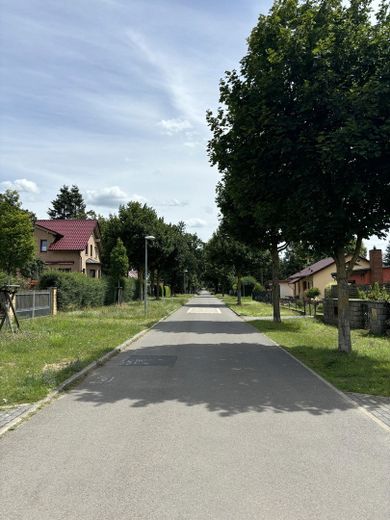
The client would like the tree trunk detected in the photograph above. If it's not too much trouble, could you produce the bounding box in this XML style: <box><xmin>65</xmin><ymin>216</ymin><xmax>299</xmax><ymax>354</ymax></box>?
<box><xmin>156</xmin><ymin>270</ymin><xmax>161</xmax><ymax>300</ymax></box>
<box><xmin>237</xmin><ymin>275</ymin><xmax>242</xmax><ymax>305</ymax></box>
<box><xmin>270</xmin><ymin>243</ymin><xmax>281</xmax><ymax>323</ymax></box>
<box><xmin>334</xmin><ymin>246</ymin><xmax>352</xmax><ymax>353</ymax></box>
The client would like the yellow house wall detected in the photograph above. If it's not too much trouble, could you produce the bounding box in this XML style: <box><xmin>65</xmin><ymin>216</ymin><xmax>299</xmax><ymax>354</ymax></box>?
<box><xmin>294</xmin><ymin>256</ymin><xmax>370</xmax><ymax>298</ymax></box>
<box><xmin>34</xmin><ymin>226</ymin><xmax>101</xmax><ymax>275</ymax></box>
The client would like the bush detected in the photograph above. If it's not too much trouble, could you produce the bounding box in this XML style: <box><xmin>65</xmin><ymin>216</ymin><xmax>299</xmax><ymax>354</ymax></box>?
<box><xmin>305</xmin><ymin>287</ymin><xmax>321</xmax><ymax>300</ymax></box>
<box><xmin>39</xmin><ymin>271</ymin><xmax>107</xmax><ymax>310</ymax></box>
<box><xmin>0</xmin><ymin>270</ymin><xmax>29</xmax><ymax>289</ymax></box>
<box><xmin>105</xmin><ymin>276</ymin><xmax>138</xmax><ymax>305</ymax></box>
<box><xmin>164</xmin><ymin>285</ymin><xmax>171</xmax><ymax>298</ymax></box>
<box><xmin>252</xmin><ymin>282</ymin><xmax>265</xmax><ymax>294</ymax></box>
<box><xmin>358</xmin><ymin>282</ymin><xmax>390</xmax><ymax>302</ymax></box>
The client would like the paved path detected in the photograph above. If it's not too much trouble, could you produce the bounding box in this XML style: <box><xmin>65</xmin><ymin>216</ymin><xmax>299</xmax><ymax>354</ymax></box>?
<box><xmin>1</xmin><ymin>295</ymin><xmax>389</xmax><ymax>520</ymax></box>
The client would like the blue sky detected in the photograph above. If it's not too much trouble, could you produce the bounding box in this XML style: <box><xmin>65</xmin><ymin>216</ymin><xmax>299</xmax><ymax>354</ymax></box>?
<box><xmin>0</xmin><ymin>0</ymin><xmax>387</xmax><ymax>251</ymax></box>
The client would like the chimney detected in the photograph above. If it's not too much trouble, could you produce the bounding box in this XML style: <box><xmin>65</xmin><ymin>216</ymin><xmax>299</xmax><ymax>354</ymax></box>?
<box><xmin>369</xmin><ymin>248</ymin><xmax>383</xmax><ymax>284</ymax></box>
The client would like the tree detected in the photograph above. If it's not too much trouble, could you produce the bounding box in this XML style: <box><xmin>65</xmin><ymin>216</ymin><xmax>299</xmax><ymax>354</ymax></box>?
<box><xmin>208</xmin><ymin>0</ymin><xmax>390</xmax><ymax>349</ymax></box>
<box><xmin>383</xmin><ymin>242</ymin><xmax>390</xmax><ymax>267</ymax></box>
<box><xmin>0</xmin><ymin>190</ymin><xmax>35</xmax><ymax>275</ymax></box>
<box><xmin>205</xmin><ymin>228</ymin><xmax>260</xmax><ymax>305</ymax></box>
<box><xmin>48</xmin><ymin>185</ymin><xmax>87</xmax><ymax>219</ymax></box>
<box><xmin>110</xmin><ymin>238</ymin><xmax>129</xmax><ymax>281</ymax></box>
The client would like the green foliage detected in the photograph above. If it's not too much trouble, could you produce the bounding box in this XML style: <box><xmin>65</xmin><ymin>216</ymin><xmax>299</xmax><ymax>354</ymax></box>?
<box><xmin>305</xmin><ymin>287</ymin><xmax>321</xmax><ymax>300</ymax></box>
<box><xmin>100</xmin><ymin>205</ymin><xmax>204</xmax><ymax>294</ymax></box>
<box><xmin>384</xmin><ymin>242</ymin><xmax>390</xmax><ymax>267</ymax></box>
<box><xmin>164</xmin><ymin>285</ymin><xmax>171</xmax><ymax>298</ymax></box>
<box><xmin>20</xmin><ymin>257</ymin><xmax>45</xmax><ymax>279</ymax></box>
<box><xmin>104</xmin><ymin>276</ymin><xmax>138</xmax><ymax>305</ymax></box>
<box><xmin>48</xmin><ymin>185</ymin><xmax>89</xmax><ymax>219</ymax></box>
<box><xmin>358</xmin><ymin>282</ymin><xmax>390</xmax><ymax>302</ymax></box>
<box><xmin>110</xmin><ymin>238</ymin><xmax>129</xmax><ymax>281</ymax></box>
<box><xmin>0</xmin><ymin>190</ymin><xmax>35</xmax><ymax>274</ymax></box>
<box><xmin>0</xmin><ymin>270</ymin><xmax>29</xmax><ymax>289</ymax></box>
<box><xmin>252</xmin><ymin>282</ymin><xmax>266</xmax><ymax>294</ymax></box>
<box><xmin>207</xmin><ymin>0</ymin><xmax>390</xmax><ymax>347</ymax></box>
<box><xmin>39</xmin><ymin>271</ymin><xmax>107</xmax><ymax>310</ymax></box>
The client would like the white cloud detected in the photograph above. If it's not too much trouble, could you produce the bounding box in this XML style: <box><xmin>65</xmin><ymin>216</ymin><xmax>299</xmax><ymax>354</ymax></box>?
<box><xmin>86</xmin><ymin>186</ymin><xmax>128</xmax><ymax>207</ymax></box>
<box><xmin>185</xmin><ymin>218</ymin><xmax>207</xmax><ymax>228</ymax></box>
<box><xmin>0</xmin><ymin>178</ymin><xmax>39</xmax><ymax>193</ymax></box>
<box><xmin>158</xmin><ymin>118</ymin><xmax>192</xmax><ymax>135</ymax></box>
<box><xmin>154</xmin><ymin>198</ymin><xmax>189</xmax><ymax>207</ymax></box>
<box><xmin>86</xmin><ymin>187</ymin><xmax>149</xmax><ymax>208</ymax></box>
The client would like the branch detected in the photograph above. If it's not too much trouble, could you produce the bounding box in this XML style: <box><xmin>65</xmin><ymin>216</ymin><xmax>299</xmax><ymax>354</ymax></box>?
<box><xmin>346</xmin><ymin>235</ymin><xmax>363</xmax><ymax>276</ymax></box>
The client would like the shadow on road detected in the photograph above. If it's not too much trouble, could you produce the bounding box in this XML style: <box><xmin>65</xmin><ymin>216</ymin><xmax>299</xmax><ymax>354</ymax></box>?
<box><xmin>153</xmin><ymin>320</ymin><xmax>258</xmax><ymax>335</ymax></box>
<box><xmin>71</xmin><ymin>341</ymin><xmax>357</xmax><ymax>418</ymax></box>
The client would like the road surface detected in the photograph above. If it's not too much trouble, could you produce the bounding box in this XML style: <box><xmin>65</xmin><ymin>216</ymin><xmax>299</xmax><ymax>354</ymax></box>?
<box><xmin>1</xmin><ymin>294</ymin><xmax>389</xmax><ymax>519</ymax></box>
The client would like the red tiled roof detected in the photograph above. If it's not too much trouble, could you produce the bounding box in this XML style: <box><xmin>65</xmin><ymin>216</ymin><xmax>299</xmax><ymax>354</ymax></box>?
<box><xmin>36</xmin><ymin>220</ymin><xmax>98</xmax><ymax>251</ymax></box>
<box><xmin>288</xmin><ymin>257</ymin><xmax>335</xmax><ymax>281</ymax></box>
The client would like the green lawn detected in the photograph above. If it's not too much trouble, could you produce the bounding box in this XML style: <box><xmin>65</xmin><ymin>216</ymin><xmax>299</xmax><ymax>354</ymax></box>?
<box><xmin>251</xmin><ymin>319</ymin><xmax>390</xmax><ymax>396</ymax></box>
<box><xmin>220</xmin><ymin>295</ymin><xmax>299</xmax><ymax>317</ymax></box>
<box><xmin>0</xmin><ymin>297</ymin><xmax>187</xmax><ymax>406</ymax></box>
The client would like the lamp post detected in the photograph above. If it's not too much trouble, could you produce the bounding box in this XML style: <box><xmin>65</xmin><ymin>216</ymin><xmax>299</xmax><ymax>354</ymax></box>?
<box><xmin>144</xmin><ymin>235</ymin><xmax>155</xmax><ymax>314</ymax></box>
<box><xmin>183</xmin><ymin>269</ymin><xmax>188</xmax><ymax>294</ymax></box>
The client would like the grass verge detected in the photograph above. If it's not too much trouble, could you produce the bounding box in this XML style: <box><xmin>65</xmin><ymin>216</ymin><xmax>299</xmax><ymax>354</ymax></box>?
<box><xmin>0</xmin><ymin>297</ymin><xmax>187</xmax><ymax>406</ymax></box>
<box><xmin>220</xmin><ymin>295</ymin><xmax>299</xmax><ymax>317</ymax></box>
<box><xmin>251</xmin><ymin>318</ymin><xmax>390</xmax><ymax>396</ymax></box>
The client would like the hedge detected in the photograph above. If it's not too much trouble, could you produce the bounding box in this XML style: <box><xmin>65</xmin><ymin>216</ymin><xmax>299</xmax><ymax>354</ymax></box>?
<box><xmin>39</xmin><ymin>271</ymin><xmax>107</xmax><ymax>310</ymax></box>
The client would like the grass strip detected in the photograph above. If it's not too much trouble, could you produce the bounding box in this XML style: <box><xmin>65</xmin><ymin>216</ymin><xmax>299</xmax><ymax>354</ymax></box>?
<box><xmin>220</xmin><ymin>295</ymin><xmax>299</xmax><ymax>317</ymax></box>
<box><xmin>0</xmin><ymin>297</ymin><xmax>187</xmax><ymax>406</ymax></box>
<box><xmin>251</xmin><ymin>318</ymin><xmax>390</xmax><ymax>396</ymax></box>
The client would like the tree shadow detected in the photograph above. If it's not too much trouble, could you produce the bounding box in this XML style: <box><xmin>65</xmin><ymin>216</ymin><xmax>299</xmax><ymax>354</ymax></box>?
<box><xmin>153</xmin><ymin>320</ymin><xmax>259</xmax><ymax>335</ymax></box>
<box><xmin>70</xmin><ymin>340</ymin><xmax>359</xmax><ymax>418</ymax></box>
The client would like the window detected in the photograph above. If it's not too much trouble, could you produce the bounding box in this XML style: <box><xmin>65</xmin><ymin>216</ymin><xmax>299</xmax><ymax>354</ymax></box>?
<box><xmin>40</xmin><ymin>239</ymin><xmax>48</xmax><ymax>252</ymax></box>
<box><xmin>90</xmin><ymin>244</ymin><xmax>93</xmax><ymax>256</ymax></box>
<box><xmin>89</xmin><ymin>269</ymin><xmax>96</xmax><ymax>278</ymax></box>
<box><xmin>85</xmin><ymin>244</ymin><xmax>88</xmax><ymax>254</ymax></box>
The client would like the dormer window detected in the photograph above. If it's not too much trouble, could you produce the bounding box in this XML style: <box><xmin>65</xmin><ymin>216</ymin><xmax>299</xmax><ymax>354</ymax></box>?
<box><xmin>40</xmin><ymin>239</ymin><xmax>48</xmax><ymax>252</ymax></box>
<box><xmin>90</xmin><ymin>244</ymin><xmax>93</xmax><ymax>256</ymax></box>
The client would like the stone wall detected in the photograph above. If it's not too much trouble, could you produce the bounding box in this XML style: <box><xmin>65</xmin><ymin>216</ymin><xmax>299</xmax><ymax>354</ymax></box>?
<box><xmin>323</xmin><ymin>298</ymin><xmax>389</xmax><ymax>334</ymax></box>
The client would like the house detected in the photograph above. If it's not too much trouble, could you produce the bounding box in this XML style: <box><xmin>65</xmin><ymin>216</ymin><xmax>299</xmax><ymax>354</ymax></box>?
<box><xmin>279</xmin><ymin>280</ymin><xmax>294</xmax><ymax>298</ymax></box>
<box><xmin>34</xmin><ymin>220</ymin><xmax>102</xmax><ymax>277</ymax></box>
<box><xmin>288</xmin><ymin>254</ymin><xmax>373</xmax><ymax>299</ymax></box>
<box><xmin>348</xmin><ymin>248</ymin><xmax>390</xmax><ymax>287</ymax></box>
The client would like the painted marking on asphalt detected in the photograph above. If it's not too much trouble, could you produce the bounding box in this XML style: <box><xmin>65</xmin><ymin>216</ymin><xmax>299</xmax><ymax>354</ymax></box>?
<box><xmin>187</xmin><ymin>308</ymin><xmax>221</xmax><ymax>314</ymax></box>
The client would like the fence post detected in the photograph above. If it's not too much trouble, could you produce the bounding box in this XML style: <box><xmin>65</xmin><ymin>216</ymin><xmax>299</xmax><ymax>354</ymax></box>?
<box><xmin>50</xmin><ymin>287</ymin><xmax>57</xmax><ymax>316</ymax></box>
<box><xmin>32</xmin><ymin>291</ymin><xmax>36</xmax><ymax>318</ymax></box>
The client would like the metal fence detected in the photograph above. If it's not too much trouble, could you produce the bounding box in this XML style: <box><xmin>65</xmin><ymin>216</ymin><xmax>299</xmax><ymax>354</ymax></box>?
<box><xmin>15</xmin><ymin>290</ymin><xmax>51</xmax><ymax>319</ymax></box>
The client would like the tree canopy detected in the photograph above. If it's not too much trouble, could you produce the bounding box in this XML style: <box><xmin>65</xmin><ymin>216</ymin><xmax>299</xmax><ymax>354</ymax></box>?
<box><xmin>0</xmin><ymin>190</ymin><xmax>35</xmax><ymax>275</ymax></box>
<box><xmin>48</xmin><ymin>185</ymin><xmax>89</xmax><ymax>219</ymax></box>
<box><xmin>208</xmin><ymin>0</ymin><xmax>390</xmax><ymax>350</ymax></box>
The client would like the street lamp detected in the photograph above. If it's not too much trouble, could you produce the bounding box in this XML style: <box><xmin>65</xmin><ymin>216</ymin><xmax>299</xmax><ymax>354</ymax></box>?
<box><xmin>183</xmin><ymin>269</ymin><xmax>188</xmax><ymax>294</ymax></box>
<box><xmin>144</xmin><ymin>235</ymin><xmax>155</xmax><ymax>314</ymax></box>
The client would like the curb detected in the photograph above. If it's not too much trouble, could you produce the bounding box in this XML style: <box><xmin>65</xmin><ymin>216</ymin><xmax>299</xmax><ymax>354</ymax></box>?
<box><xmin>0</xmin><ymin>303</ymin><xmax>183</xmax><ymax>439</ymax></box>
<box><xmin>230</xmin><ymin>309</ymin><xmax>390</xmax><ymax>433</ymax></box>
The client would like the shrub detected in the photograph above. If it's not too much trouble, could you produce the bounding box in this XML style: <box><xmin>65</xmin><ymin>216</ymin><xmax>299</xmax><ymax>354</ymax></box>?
<box><xmin>105</xmin><ymin>276</ymin><xmax>138</xmax><ymax>305</ymax></box>
<box><xmin>305</xmin><ymin>287</ymin><xmax>321</xmax><ymax>300</ymax></box>
<box><xmin>252</xmin><ymin>282</ymin><xmax>265</xmax><ymax>294</ymax></box>
<box><xmin>0</xmin><ymin>270</ymin><xmax>29</xmax><ymax>289</ymax></box>
<box><xmin>39</xmin><ymin>271</ymin><xmax>107</xmax><ymax>310</ymax></box>
<box><xmin>359</xmin><ymin>282</ymin><xmax>390</xmax><ymax>302</ymax></box>
<box><xmin>164</xmin><ymin>285</ymin><xmax>171</xmax><ymax>298</ymax></box>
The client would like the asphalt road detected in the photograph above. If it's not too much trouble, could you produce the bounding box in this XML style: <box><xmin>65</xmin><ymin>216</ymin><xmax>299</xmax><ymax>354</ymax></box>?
<box><xmin>1</xmin><ymin>294</ymin><xmax>389</xmax><ymax>519</ymax></box>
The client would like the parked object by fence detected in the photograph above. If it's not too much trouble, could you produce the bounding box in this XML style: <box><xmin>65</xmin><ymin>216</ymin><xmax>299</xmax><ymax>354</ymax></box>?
<box><xmin>14</xmin><ymin>288</ymin><xmax>57</xmax><ymax>319</ymax></box>
<box><xmin>0</xmin><ymin>285</ymin><xmax>20</xmax><ymax>332</ymax></box>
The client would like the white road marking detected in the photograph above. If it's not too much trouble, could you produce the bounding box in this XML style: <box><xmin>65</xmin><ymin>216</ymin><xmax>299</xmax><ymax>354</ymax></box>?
<box><xmin>187</xmin><ymin>308</ymin><xmax>221</xmax><ymax>314</ymax></box>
